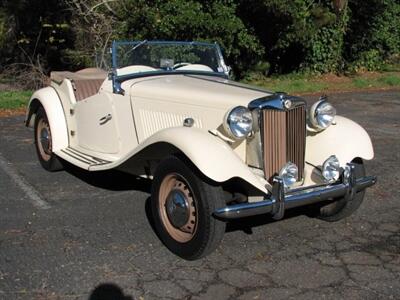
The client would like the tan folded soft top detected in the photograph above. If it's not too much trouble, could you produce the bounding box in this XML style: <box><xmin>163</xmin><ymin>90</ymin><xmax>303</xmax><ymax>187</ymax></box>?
<box><xmin>50</xmin><ymin>68</ymin><xmax>108</xmax><ymax>83</ymax></box>
<box><xmin>50</xmin><ymin>68</ymin><xmax>108</xmax><ymax>101</ymax></box>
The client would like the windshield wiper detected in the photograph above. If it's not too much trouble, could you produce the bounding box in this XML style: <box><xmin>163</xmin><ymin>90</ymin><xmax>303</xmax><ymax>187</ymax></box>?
<box><xmin>122</xmin><ymin>40</ymin><xmax>148</xmax><ymax>59</ymax></box>
<box><xmin>131</xmin><ymin>39</ymin><xmax>148</xmax><ymax>51</ymax></box>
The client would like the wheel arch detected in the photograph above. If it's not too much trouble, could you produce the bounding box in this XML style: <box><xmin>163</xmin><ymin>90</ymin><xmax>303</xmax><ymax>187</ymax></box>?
<box><xmin>116</xmin><ymin>127</ymin><xmax>269</xmax><ymax>195</ymax></box>
<box><xmin>26</xmin><ymin>87</ymin><xmax>69</xmax><ymax>152</ymax></box>
<box><xmin>306</xmin><ymin>116</ymin><xmax>374</xmax><ymax>168</ymax></box>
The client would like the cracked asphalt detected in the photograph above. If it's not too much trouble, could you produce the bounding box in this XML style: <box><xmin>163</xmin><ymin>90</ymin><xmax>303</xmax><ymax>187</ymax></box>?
<box><xmin>0</xmin><ymin>90</ymin><xmax>399</xmax><ymax>299</ymax></box>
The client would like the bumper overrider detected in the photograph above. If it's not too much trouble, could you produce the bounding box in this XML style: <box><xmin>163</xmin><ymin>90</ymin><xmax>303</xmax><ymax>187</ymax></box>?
<box><xmin>214</xmin><ymin>163</ymin><xmax>377</xmax><ymax>220</ymax></box>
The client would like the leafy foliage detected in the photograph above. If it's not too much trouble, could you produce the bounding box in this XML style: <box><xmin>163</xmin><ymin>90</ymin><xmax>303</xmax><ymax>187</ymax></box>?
<box><xmin>114</xmin><ymin>0</ymin><xmax>264</xmax><ymax>76</ymax></box>
<box><xmin>0</xmin><ymin>0</ymin><xmax>399</xmax><ymax>78</ymax></box>
<box><xmin>237</xmin><ymin>0</ymin><xmax>349</xmax><ymax>74</ymax></box>
<box><xmin>345</xmin><ymin>0</ymin><xmax>400</xmax><ymax>71</ymax></box>
<box><xmin>0</xmin><ymin>0</ymin><xmax>72</xmax><ymax>70</ymax></box>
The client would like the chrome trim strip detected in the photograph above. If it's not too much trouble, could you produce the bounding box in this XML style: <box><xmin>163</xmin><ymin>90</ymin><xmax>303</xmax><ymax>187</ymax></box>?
<box><xmin>64</xmin><ymin>148</ymin><xmax>99</xmax><ymax>163</ymax></box>
<box><xmin>66</xmin><ymin>147</ymin><xmax>111</xmax><ymax>163</ymax></box>
<box><xmin>61</xmin><ymin>147</ymin><xmax>111</xmax><ymax>166</ymax></box>
<box><xmin>61</xmin><ymin>149</ymin><xmax>94</xmax><ymax>165</ymax></box>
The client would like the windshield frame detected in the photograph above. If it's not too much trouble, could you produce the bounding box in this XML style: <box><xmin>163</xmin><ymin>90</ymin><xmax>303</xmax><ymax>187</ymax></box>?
<box><xmin>110</xmin><ymin>40</ymin><xmax>230</xmax><ymax>95</ymax></box>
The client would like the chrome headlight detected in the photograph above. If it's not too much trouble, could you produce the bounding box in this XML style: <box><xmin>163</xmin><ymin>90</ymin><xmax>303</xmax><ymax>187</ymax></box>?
<box><xmin>322</xmin><ymin>155</ymin><xmax>340</xmax><ymax>182</ymax></box>
<box><xmin>279</xmin><ymin>162</ymin><xmax>298</xmax><ymax>188</ymax></box>
<box><xmin>224</xmin><ymin>106</ymin><xmax>253</xmax><ymax>139</ymax></box>
<box><xmin>309</xmin><ymin>99</ymin><xmax>336</xmax><ymax>131</ymax></box>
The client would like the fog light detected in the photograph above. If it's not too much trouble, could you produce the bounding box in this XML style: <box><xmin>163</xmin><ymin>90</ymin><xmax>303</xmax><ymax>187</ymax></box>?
<box><xmin>322</xmin><ymin>155</ymin><xmax>340</xmax><ymax>182</ymax></box>
<box><xmin>279</xmin><ymin>162</ymin><xmax>298</xmax><ymax>188</ymax></box>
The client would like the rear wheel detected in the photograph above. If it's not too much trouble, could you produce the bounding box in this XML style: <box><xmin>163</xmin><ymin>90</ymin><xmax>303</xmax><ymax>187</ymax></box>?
<box><xmin>151</xmin><ymin>156</ymin><xmax>226</xmax><ymax>260</ymax></box>
<box><xmin>34</xmin><ymin>107</ymin><xmax>63</xmax><ymax>171</ymax></box>
<box><xmin>317</xmin><ymin>159</ymin><xmax>365</xmax><ymax>222</ymax></box>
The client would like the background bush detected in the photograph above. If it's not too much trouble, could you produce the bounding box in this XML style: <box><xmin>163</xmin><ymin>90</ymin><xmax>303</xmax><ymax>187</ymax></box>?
<box><xmin>0</xmin><ymin>0</ymin><xmax>399</xmax><ymax>81</ymax></box>
<box><xmin>345</xmin><ymin>0</ymin><xmax>400</xmax><ymax>71</ymax></box>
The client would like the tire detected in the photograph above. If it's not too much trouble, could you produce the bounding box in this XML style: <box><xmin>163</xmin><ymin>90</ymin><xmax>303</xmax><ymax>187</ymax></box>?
<box><xmin>34</xmin><ymin>107</ymin><xmax>63</xmax><ymax>171</ymax></box>
<box><xmin>317</xmin><ymin>158</ymin><xmax>365</xmax><ymax>222</ymax></box>
<box><xmin>151</xmin><ymin>156</ymin><xmax>226</xmax><ymax>260</ymax></box>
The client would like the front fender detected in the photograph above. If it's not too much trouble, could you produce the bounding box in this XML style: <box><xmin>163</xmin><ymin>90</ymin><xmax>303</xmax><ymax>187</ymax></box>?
<box><xmin>26</xmin><ymin>87</ymin><xmax>69</xmax><ymax>152</ymax></box>
<box><xmin>119</xmin><ymin>127</ymin><xmax>269</xmax><ymax>194</ymax></box>
<box><xmin>306</xmin><ymin>115</ymin><xmax>374</xmax><ymax>167</ymax></box>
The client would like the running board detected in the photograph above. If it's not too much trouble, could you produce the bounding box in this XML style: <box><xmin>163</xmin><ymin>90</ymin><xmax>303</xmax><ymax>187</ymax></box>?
<box><xmin>58</xmin><ymin>147</ymin><xmax>113</xmax><ymax>169</ymax></box>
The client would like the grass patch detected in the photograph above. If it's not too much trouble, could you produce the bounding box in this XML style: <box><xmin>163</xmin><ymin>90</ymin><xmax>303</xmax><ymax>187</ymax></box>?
<box><xmin>0</xmin><ymin>72</ymin><xmax>400</xmax><ymax>112</ymax></box>
<box><xmin>0</xmin><ymin>90</ymin><xmax>32</xmax><ymax>109</ymax></box>
<box><xmin>247</xmin><ymin>74</ymin><xmax>329</xmax><ymax>94</ymax></box>
<box><xmin>378</xmin><ymin>74</ymin><xmax>400</xmax><ymax>86</ymax></box>
<box><xmin>352</xmin><ymin>78</ymin><xmax>370</xmax><ymax>88</ymax></box>
<box><xmin>245</xmin><ymin>72</ymin><xmax>400</xmax><ymax>95</ymax></box>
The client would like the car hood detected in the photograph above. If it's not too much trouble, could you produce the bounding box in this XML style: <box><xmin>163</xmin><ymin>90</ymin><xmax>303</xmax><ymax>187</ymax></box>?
<box><xmin>126</xmin><ymin>74</ymin><xmax>272</xmax><ymax>109</ymax></box>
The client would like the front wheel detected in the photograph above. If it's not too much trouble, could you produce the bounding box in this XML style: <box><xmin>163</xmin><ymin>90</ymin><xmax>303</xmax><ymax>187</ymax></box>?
<box><xmin>151</xmin><ymin>156</ymin><xmax>226</xmax><ymax>260</ymax></box>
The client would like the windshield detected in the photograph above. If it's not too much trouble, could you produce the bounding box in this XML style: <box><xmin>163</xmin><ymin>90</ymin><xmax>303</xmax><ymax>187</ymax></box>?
<box><xmin>111</xmin><ymin>41</ymin><xmax>228</xmax><ymax>77</ymax></box>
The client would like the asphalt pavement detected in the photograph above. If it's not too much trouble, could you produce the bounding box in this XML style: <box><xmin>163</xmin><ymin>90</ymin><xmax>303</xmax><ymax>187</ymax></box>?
<box><xmin>0</xmin><ymin>90</ymin><xmax>399</xmax><ymax>299</ymax></box>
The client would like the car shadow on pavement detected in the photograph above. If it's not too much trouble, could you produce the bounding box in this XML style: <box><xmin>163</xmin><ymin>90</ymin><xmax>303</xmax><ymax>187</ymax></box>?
<box><xmin>89</xmin><ymin>283</ymin><xmax>133</xmax><ymax>300</ymax></box>
<box><xmin>144</xmin><ymin>193</ymin><xmax>317</xmax><ymax>236</ymax></box>
<box><xmin>225</xmin><ymin>205</ymin><xmax>317</xmax><ymax>234</ymax></box>
<box><xmin>62</xmin><ymin>160</ymin><xmax>152</xmax><ymax>193</ymax></box>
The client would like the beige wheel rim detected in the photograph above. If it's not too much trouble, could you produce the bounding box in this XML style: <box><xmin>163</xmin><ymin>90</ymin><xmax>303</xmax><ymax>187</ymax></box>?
<box><xmin>158</xmin><ymin>174</ymin><xmax>198</xmax><ymax>243</ymax></box>
<box><xmin>36</xmin><ymin>118</ymin><xmax>52</xmax><ymax>161</ymax></box>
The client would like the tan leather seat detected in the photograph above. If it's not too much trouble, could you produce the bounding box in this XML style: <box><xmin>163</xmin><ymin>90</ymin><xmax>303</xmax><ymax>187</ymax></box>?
<box><xmin>50</xmin><ymin>68</ymin><xmax>107</xmax><ymax>101</ymax></box>
<box><xmin>72</xmin><ymin>79</ymin><xmax>106</xmax><ymax>101</ymax></box>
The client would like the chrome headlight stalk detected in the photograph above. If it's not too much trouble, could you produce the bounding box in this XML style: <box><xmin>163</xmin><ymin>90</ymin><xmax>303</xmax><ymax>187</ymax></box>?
<box><xmin>309</xmin><ymin>97</ymin><xmax>336</xmax><ymax>131</ymax></box>
<box><xmin>223</xmin><ymin>106</ymin><xmax>253</xmax><ymax>139</ymax></box>
<box><xmin>322</xmin><ymin>155</ymin><xmax>340</xmax><ymax>182</ymax></box>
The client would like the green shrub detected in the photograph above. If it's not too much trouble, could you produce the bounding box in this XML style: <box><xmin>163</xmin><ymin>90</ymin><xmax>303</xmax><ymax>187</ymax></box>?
<box><xmin>117</xmin><ymin>0</ymin><xmax>264</xmax><ymax>77</ymax></box>
<box><xmin>345</xmin><ymin>0</ymin><xmax>400</xmax><ymax>71</ymax></box>
<box><xmin>346</xmin><ymin>49</ymin><xmax>383</xmax><ymax>72</ymax></box>
<box><xmin>1</xmin><ymin>0</ymin><xmax>400</xmax><ymax>78</ymax></box>
<box><xmin>238</xmin><ymin>0</ymin><xmax>349</xmax><ymax>74</ymax></box>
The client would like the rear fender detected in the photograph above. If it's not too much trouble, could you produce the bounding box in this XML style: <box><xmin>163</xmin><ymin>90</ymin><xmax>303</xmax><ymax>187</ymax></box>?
<box><xmin>306</xmin><ymin>116</ymin><xmax>374</xmax><ymax>167</ymax></box>
<box><xmin>26</xmin><ymin>87</ymin><xmax>69</xmax><ymax>151</ymax></box>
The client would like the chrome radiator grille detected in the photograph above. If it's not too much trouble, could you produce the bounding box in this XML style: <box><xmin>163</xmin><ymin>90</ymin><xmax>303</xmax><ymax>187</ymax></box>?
<box><xmin>262</xmin><ymin>105</ymin><xmax>306</xmax><ymax>181</ymax></box>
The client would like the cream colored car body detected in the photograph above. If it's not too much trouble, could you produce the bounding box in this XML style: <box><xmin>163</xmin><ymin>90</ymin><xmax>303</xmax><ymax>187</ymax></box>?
<box><xmin>26</xmin><ymin>70</ymin><xmax>374</xmax><ymax>196</ymax></box>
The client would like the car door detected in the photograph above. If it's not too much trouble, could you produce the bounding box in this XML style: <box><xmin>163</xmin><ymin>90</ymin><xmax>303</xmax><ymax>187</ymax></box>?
<box><xmin>74</xmin><ymin>92</ymin><xmax>120</xmax><ymax>154</ymax></box>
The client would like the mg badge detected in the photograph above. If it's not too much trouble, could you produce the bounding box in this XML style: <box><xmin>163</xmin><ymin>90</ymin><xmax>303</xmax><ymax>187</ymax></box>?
<box><xmin>284</xmin><ymin>99</ymin><xmax>292</xmax><ymax>109</ymax></box>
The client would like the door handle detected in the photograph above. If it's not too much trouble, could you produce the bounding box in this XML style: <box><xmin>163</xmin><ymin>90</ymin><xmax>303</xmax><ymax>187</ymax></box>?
<box><xmin>99</xmin><ymin>114</ymin><xmax>112</xmax><ymax>125</ymax></box>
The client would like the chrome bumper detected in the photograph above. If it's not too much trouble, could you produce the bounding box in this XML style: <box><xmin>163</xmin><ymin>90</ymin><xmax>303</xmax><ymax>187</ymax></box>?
<box><xmin>214</xmin><ymin>163</ymin><xmax>377</xmax><ymax>220</ymax></box>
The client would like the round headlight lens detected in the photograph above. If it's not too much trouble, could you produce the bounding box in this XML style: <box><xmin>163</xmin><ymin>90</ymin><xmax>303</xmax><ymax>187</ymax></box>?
<box><xmin>279</xmin><ymin>162</ymin><xmax>298</xmax><ymax>188</ymax></box>
<box><xmin>310</xmin><ymin>100</ymin><xmax>336</xmax><ymax>130</ymax></box>
<box><xmin>225</xmin><ymin>106</ymin><xmax>253</xmax><ymax>138</ymax></box>
<box><xmin>322</xmin><ymin>155</ymin><xmax>340</xmax><ymax>182</ymax></box>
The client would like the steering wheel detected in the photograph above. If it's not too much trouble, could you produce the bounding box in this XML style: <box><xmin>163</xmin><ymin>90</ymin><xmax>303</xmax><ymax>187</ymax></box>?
<box><xmin>173</xmin><ymin>62</ymin><xmax>191</xmax><ymax>69</ymax></box>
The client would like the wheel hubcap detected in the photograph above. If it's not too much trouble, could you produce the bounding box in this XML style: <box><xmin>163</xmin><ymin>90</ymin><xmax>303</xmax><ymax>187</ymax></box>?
<box><xmin>165</xmin><ymin>189</ymin><xmax>190</xmax><ymax>228</ymax></box>
<box><xmin>36</xmin><ymin>118</ymin><xmax>52</xmax><ymax>161</ymax></box>
<box><xmin>40</xmin><ymin>127</ymin><xmax>51</xmax><ymax>154</ymax></box>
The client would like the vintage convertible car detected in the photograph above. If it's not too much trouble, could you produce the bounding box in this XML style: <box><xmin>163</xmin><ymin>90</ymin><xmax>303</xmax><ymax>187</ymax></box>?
<box><xmin>26</xmin><ymin>40</ymin><xmax>376</xmax><ymax>260</ymax></box>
